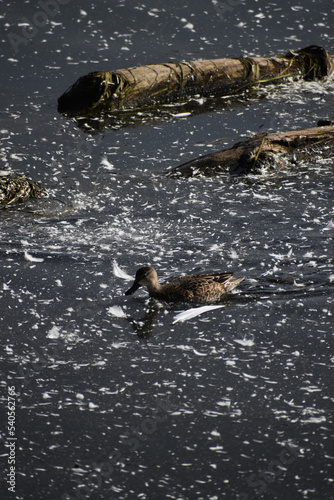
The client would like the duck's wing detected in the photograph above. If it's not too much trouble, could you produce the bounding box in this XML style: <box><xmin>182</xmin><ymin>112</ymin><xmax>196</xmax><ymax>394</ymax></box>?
<box><xmin>172</xmin><ymin>273</ymin><xmax>234</xmax><ymax>288</ymax></box>
<box><xmin>164</xmin><ymin>273</ymin><xmax>233</xmax><ymax>297</ymax></box>
<box><xmin>159</xmin><ymin>273</ymin><xmax>244</xmax><ymax>303</ymax></box>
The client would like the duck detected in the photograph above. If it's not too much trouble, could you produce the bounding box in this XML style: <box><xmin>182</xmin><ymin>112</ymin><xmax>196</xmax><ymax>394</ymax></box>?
<box><xmin>125</xmin><ymin>265</ymin><xmax>245</xmax><ymax>304</ymax></box>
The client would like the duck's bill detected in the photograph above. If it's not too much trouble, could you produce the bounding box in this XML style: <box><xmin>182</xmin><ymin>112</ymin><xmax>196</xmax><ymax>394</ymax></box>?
<box><xmin>125</xmin><ymin>281</ymin><xmax>141</xmax><ymax>295</ymax></box>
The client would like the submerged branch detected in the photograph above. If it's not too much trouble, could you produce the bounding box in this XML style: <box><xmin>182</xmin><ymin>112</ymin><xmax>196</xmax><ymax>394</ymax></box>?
<box><xmin>167</xmin><ymin>124</ymin><xmax>334</xmax><ymax>177</ymax></box>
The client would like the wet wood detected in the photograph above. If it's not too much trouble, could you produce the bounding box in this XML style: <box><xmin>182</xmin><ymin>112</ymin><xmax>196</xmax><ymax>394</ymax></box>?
<box><xmin>58</xmin><ymin>46</ymin><xmax>333</xmax><ymax>117</ymax></box>
<box><xmin>167</xmin><ymin>124</ymin><xmax>334</xmax><ymax>177</ymax></box>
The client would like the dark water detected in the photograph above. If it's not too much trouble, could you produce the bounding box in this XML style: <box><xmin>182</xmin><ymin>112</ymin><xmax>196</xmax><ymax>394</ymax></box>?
<box><xmin>1</xmin><ymin>1</ymin><xmax>334</xmax><ymax>499</ymax></box>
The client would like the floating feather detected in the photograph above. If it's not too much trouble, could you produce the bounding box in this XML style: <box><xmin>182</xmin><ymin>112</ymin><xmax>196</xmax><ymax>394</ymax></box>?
<box><xmin>106</xmin><ymin>305</ymin><xmax>126</xmax><ymax>318</ymax></box>
<box><xmin>100</xmin><ymin>156</ymin><xmax>114</xmax><ymax>170</ymax></box>
<box><xmin>47</xmin><ymin>325</ymin><xmax>61</xmax><ymax>339</ymax></box>
<box><xmin>323</xmin><ymin>220</ymin><xmax>334</xmax><ymax>231</ymax></box>
<box><xmin>24</xmin><ymin>251</ymin><xmax>44</xmax><ymax>263</ymax></box>
<box><xmin>172</xmin><ymin>304</ymin><xmax>224</xmax><ymax>324</ymax></box>
<box><xmin>234</xmin><ymin>336</ymin><xmax>255</xmax><ymax>347</ymax></box>
<box><xmin>112</xmin><ymin>262</ymin><xmax>133</xmax><ymax>280</ymax></box>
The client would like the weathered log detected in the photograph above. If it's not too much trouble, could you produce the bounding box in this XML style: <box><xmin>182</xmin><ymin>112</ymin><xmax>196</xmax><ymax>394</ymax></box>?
<box><xmin>0</xmin><ymin>173</ymin><xmax>46</xmax><ymax>208</ymax></box>
<box><xmin>167</xmin><ymin>124</ymin><xmax>334</xmax><ymax>177</ymax></box>
<box><xmin>58</xmin><ymin>46</ymin><xmax>333</xmax><ymax>118</ymax></box>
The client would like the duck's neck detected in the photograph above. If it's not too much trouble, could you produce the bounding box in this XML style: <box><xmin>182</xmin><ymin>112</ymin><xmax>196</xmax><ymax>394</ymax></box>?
<box><xmin>146</xmin><ymin>279</ymin><xmax>162</xmax><ymax>296</ymax></box>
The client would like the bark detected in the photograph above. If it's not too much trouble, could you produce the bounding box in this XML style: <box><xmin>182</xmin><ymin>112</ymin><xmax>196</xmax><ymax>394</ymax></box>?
<box><xmin>167</xmin><ymin>124</ymin><xmax>334</xmax><ymax>177</ymax></box>
<box><xmin>58</xmin><ymin>46</ymin><xmax>333</xmax><ymax>118</ymax></box>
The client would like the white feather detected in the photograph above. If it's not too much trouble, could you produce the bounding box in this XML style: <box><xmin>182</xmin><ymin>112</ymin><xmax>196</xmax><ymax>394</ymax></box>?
<box><xmin>172</xmin><ymin>304</ymin><xmax>224</xmax><ymax>324</ymax></box>
<box><xmin>323</xmin><ymin>220</ymin><xmax>334</xmax><ymax>231</ymax></box>
<box><xmin>24</xmin><ymin>251</ymin><xmax>44</xmax><ymax>262</ymax></box>
<box><xmin>112</xmin><ymin>262</ymin><xmax>133</xmax><ymax>281</ymax></box>
<box><xmin>106</xmin><ymin>306</ymin><xmax>126</xmax><ymax>318</ymax></box>
<box><xmin>100</xmin><ymin>156</ymin><xmax>114</xmax><ymax>170</ymax></box>
<box><xmin>234</xmin><ymin>336</ymin><xmax>255</xmax><ymax>347</ymax></box>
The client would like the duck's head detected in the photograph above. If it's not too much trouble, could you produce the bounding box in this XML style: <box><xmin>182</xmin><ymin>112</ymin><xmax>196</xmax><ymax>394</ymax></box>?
<box><xmin>125</xmin><ymin>266</ymin><xmax>158</xmax><ymax>295</ymax></box>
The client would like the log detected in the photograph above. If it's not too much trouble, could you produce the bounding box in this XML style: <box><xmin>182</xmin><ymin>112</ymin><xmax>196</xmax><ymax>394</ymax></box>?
<box><xmin>58</xmin><ymin>46</ymin><xmax>332</xmax><ymax>118</ymax></box>
<box><xmin>0</xmin><ymin>173</ymin><xmax>46</xmax><ymax>208</ymax></box>
<box><xmin>167</xmin><ymin>124</ymin><xmax>334</xmax><ymax>177</ymax></box>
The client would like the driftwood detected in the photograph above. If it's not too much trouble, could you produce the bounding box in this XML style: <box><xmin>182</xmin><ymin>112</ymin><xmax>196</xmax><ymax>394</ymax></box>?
<box><xmin>0</xmin><ymin>173</ymin><xmax>46</xmax><ymax>208</ymax></box>
<box><xmin>58</xmin><ymin>46</ymin><xmax>332</xmax><ymax>118</ymax></box>
<box><xmin>167</xmin><ymin>123</ymin><xmax>334</xmax><ymax>177</ymax></box>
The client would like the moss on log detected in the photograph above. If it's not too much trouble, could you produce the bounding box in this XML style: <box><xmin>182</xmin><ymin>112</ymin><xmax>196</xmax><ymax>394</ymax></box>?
<box><xmin>167</xmin><ymin>125</ymin><xmax>334</xmax><ymax>177</ymax></box>
<box><xmin>58</xmin><ymin>46</ymin><xmax>333</xmax><ymax>118</ymax></box>
<box><xmin>0</xmin><ymin>173</ymin><xmax>46</xmax><ymax>208</ymax></box>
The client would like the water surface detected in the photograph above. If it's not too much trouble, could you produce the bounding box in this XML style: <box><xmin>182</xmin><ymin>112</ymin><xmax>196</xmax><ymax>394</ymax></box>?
<box><xmin>1</xmin><ymin>1</ymin><xmax>334</xmax><ymax>499</ymax></box>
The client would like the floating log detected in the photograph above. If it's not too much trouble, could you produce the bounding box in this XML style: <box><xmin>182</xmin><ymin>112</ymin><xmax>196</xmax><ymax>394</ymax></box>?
<box><xmin>0</xmin><ymin>173</ymin><xmax>46</xmax><ymax>208</ymax></box>
<box><xmin>167</xmin><ymin>124</ymin><xmax>334</xmax><ymax>177</ymax></box>
<box><xmin>58</xmin><ymin>46</ymin><xmax>333</xmax><ymax>118</ymax></box>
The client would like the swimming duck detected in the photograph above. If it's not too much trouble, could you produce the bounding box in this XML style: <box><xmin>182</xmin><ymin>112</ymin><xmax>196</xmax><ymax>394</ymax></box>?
<box><xmin>125</xmin><ymin>265</ymin><xmax>245</xmax><ymax>304</ymax></box>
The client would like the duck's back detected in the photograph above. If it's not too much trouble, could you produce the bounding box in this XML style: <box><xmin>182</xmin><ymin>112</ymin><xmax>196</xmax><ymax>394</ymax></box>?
<box><xmin>157</xmin><ymin>272</ymin><xmax>238</xmax><ymax>304</ymax></box>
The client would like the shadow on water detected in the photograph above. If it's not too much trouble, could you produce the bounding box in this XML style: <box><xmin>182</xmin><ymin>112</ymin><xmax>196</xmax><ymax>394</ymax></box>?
<box><xmin>70</xmin><ymin>89</ymin><xmax>265</xmax><ymax>134</ymax></box>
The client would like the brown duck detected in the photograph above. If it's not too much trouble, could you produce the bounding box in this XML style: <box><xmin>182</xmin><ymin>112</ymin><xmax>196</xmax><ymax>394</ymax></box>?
<box><xmin>125</xmin><ymin>265</ymin><xmax>245</xmax><ymax>304</ymax></box>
